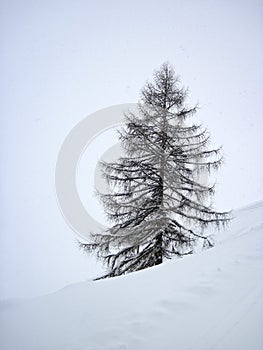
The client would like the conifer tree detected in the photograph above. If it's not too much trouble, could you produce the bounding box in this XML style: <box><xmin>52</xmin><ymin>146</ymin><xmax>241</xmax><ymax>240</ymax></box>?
<box><xmin>81</xmin><ymin>62</ymin><xmax>230</xmax><ymax>278</ymax></box>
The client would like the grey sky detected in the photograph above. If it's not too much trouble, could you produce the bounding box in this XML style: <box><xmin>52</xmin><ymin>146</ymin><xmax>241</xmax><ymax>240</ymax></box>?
<box><xmin>1</xmin><ymin>0</ymin><xmax>262</xmax><ymax>299</ymax></box>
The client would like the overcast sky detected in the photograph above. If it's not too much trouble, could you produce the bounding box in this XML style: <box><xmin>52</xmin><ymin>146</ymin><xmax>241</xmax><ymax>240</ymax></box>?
<box><xmin>1</xmin><ymin>0</ymin><xmax>263</xmax><ymax>299</ymax></box>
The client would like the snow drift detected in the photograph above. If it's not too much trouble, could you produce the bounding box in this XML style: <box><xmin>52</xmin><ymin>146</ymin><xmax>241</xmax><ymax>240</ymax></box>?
<box><xmin>1</xmin><ymin>201</ymin><xmax>263</xmax><ymax>350</ymax></box>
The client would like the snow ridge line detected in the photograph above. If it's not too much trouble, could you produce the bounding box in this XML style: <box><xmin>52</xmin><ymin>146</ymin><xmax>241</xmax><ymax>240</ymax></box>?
<box><xmin>230</xmin><ymin>222</ymin><xmax>263</xmax><ymax>240</ymax></box>
<box><xmin>234</xmin><ymin>199</ymin><xmax>263</xmax><ymax>213</ymax></box>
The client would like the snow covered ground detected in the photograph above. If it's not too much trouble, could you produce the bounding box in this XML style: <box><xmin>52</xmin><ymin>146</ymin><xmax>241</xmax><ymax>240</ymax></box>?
<box><xmin>0</xmin><ymin>200</ymin><xmax>262</xmax><ymax>350</ymax></box>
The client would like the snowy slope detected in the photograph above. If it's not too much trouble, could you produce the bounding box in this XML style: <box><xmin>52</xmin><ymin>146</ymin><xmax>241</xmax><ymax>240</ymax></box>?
<box><xmin>0</xmin><ymin>201</ymin><xmax>263</xmax><ymax>350</ymax></box>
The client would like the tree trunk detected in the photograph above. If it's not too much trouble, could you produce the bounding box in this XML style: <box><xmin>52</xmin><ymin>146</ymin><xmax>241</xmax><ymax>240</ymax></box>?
<box><xmin>155</xmin><ymin>232</ymin><xmax>163</xmax><ymax>265</ymax></box>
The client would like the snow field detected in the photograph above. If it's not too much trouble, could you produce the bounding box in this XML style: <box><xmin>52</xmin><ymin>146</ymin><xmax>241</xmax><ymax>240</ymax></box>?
<box><xmin>0</xmin><ymin>200</ymin><xmax>262</xmax><ymax>349</ymax></box>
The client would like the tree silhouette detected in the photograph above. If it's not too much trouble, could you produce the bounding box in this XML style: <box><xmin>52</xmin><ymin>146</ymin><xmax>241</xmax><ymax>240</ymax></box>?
<box><xmin>81</xmin><ymin>62</ymin><xmax>230</xmax><ymax>279</ymax></box>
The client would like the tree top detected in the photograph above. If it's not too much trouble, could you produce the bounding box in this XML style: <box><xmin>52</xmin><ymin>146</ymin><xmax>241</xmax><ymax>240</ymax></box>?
<box><xmin>141</xmin><ymin>62</ymin><xmax>186</xmax><ymax>111</ymax></box>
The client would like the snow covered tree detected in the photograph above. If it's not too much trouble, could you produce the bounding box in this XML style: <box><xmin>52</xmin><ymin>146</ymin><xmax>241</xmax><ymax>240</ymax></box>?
<box><xmin>81</xmin><ymin>62</ymin><xmax>230</xmax><ymax>279</ymax></box>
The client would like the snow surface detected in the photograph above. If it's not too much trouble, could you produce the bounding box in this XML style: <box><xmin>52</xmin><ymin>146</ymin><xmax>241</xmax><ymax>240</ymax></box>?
<box><xmin>0</xmin><ymin>201</ymin><xmax>262</xmax><ymax>350</ymax></box>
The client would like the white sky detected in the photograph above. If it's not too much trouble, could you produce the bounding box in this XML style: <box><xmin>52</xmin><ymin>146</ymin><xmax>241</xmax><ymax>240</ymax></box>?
<box><xmin>1</xmin><ymin>0</ymin><xmax>263</xmax><ymax>299</ymax></box>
